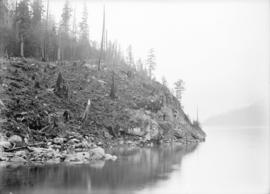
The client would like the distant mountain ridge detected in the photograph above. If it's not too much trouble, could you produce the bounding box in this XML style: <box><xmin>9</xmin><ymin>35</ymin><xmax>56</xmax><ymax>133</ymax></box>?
<box><xmin>203</xmin><ymin>101</ymin><xmax>269</xmax><ymax>127</ymax></box>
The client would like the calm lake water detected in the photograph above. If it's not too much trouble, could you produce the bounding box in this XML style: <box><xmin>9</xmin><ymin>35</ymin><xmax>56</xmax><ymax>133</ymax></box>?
<box><xmin>0</xmin><ymin>126</ymin><xmax>269</xmax><ymax>194</ymax></box>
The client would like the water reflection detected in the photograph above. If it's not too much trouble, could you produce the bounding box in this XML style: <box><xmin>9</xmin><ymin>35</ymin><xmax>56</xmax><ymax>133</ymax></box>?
<box><xmin>0</xmin><ymin>143</ymin><xmax>198</xmax><ymax>194</ymax></box>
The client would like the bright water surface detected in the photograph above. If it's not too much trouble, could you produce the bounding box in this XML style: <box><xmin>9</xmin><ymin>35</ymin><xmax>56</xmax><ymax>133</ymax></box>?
<box><xmin>0</xmin><ymin>126</ymin><xmax>269</xmax><ymax>194</ymax></box>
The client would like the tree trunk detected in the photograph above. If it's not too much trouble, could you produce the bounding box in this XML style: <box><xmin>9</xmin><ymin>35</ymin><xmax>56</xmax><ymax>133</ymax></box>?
<box><xmin>20</xmin><ymin>35</ymin><xmax>24</xmax><ymax>57</ymax></box>
<box><xmin>57</xmin><ymin>47</ymin><xmax>61</xmax><ymax>61</ymax></box>
<box><xmin>57</xmin><ymin>31</ymin><xmax>62</xmax><ymax>61</ymax></box>
<box><xmin>110</xmin><ymin>71</ymin><xmax>116</xmax><ymax>99</ymax></box>
<box><xmin>45</xmin><ymin>0</ymin><xmax>50</xmax><ymax>61</ymax></box>
<box><xmin>41</xmin><ymin>40</ymin><xmax>45</xmax><ymax>60</ymax></box>
<box><xmin>0</xmin><ymin>43</ymin><xmax>4</xmax><ymax>57</ymax></box>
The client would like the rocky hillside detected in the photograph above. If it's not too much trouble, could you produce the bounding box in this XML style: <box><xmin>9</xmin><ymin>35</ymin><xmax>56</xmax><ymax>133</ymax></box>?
<box><xmin>0</xmin><ymin>57</ymin><xmax>205</xmax><ymax>149</ymax></box>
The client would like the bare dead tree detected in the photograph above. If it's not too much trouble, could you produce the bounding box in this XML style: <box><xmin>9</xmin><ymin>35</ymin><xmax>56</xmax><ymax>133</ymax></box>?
<box><xmin>44</xmin><ymin>0</ymin><xmax>49</xmax><ymax>61</ymax></box>
<box><xmin>81</xmin><ymin>99</ymin><xmax>91</xmax><ymax>122</ymax></box>
<box><xmin>110</xmin><ymin>43</ymin><xmax>117</xmax><ymax>99</ymax></box>
<box><xmin>98</xmin><ymin>6</ymin><xmax>105</xmax><ymax>71</ymax></box>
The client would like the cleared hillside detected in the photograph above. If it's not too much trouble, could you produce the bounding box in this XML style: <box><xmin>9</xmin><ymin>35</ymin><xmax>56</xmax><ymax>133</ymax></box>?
<box><xmin>0</xmin><ymin>58</ymin><xmax>205</xmax><ymax>148</ymax></box>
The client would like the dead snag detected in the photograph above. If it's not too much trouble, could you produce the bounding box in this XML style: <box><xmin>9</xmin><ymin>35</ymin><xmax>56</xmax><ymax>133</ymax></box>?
<box><xmin>81</xmin><ymin>99</ymin><xmax>91</xmax><ymax>123</ymax></box>
<box><xmin>110</xmin><ymin>71</ymin><xmax>116</xmax><ymax>99</ymax></box>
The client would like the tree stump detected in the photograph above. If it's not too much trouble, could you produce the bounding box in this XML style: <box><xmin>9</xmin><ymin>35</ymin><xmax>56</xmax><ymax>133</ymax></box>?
<box><xmin>54</xmin><ymin>72</ymin><xmax>69</xmax><ymax>99</ymax></box>
<box><xmin>63</xmin><ymin>110</ymin><xmax>71</xmax><ymax>122</ymax></box>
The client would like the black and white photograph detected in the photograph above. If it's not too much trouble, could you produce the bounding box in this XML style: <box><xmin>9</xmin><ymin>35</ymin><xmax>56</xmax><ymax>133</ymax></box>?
<box><xmin>0</xmin><ymin>0</ymin><xmax>269</xmax><ymax>193</ymax></box>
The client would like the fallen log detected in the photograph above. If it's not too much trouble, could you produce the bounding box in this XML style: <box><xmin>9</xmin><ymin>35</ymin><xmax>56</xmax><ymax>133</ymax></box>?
<box><xmin>39</xmin><ymin>125</ymin><xmax>50</xmax><ymax>133</ymax></box>
<box><xmin>4</xmin><ymin>142</ymin><xmax>46</xmax><ymax>152</ymax></box>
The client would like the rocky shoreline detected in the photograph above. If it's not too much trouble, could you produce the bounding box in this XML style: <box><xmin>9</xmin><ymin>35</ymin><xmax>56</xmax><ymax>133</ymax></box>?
<box><xmin>0</xmin><ymin>132</ymin><xmax>203</xmax><ymax>167</ymax></box>
<box><xmin>0</xmin><ymin>133</ymin><xmax>118</xmax><ymax>167</ymax></box>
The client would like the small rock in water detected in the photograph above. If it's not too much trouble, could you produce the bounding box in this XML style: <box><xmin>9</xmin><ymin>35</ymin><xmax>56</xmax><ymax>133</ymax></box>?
<box><xmin>104</xmin><ymin>154</ymin><xmax>117</xmax><ymax>161</ymax></box>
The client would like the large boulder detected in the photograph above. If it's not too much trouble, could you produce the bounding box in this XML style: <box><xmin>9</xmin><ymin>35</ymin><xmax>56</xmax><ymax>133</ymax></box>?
<box><xmin>174</xmin><ymin>129</ymin><xmax>186</xmax><ymax>139</ymax></box>
<box><xmin>8</xmin><ymin>135</ymin><xmax>23</xmax><ymax>146</ymax></box>
<box><xmin>89</xmin><ymin>146</ymin><xmax>105</xmax><ymax>160</ymax></box>
<box><xmin>9</xmin><ymin>156</ymin><xmax>27</xmax><ymax>164</ymax></box>
<box><xmin>127</xmin><ymin>109</ymin><xmax>161</xmax><ymax>140</ymax></box>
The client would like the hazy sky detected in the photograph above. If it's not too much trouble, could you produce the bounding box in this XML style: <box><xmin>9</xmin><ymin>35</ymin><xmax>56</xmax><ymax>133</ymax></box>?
<box><xmin>49</xmin><ymin>0</ymin><xmax>269</xmax><ymax>120</ymax></box>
